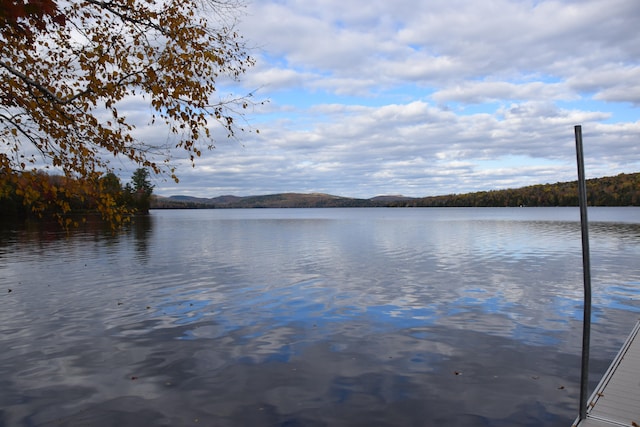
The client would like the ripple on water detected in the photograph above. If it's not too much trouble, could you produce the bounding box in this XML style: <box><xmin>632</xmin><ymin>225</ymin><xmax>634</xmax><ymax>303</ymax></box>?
<box><xmin>1</xmin><ymin>208</ymin><xmax>640</xmax><ymax>426</ymax></box>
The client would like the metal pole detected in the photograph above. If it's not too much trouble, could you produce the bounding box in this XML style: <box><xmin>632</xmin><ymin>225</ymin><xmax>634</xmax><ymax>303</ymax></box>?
<box><xmin>575</xmin><ymin>125</ymin><xmax>592</xmax><ymax>421</ymax></box>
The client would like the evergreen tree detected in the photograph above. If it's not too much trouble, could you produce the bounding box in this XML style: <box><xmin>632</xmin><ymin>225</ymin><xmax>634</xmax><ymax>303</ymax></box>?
<box><xmin>129</xmin><ymin>168</ymin><xmax>154</xmax><ymax>213</ymax></box>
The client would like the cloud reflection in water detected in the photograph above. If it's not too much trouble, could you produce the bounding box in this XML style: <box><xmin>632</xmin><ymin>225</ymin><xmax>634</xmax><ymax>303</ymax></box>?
<box><xmin>1</xmin><ymin>208</ymin><xmax>639</xmax><ymax>426</ymax></box>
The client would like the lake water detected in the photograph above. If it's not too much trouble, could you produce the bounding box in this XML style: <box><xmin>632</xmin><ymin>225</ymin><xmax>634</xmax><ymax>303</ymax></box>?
<box><xmin>1</xmin><ymin>207</ymin><xmax>640</xmax><ymax>426</ymax></box>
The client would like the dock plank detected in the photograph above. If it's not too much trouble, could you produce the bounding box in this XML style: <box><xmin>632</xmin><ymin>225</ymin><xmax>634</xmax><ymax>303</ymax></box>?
<box><xmin>574</xmin><ymin>320</ymin><xmax>640</xmax><ymax>427</ymax></box>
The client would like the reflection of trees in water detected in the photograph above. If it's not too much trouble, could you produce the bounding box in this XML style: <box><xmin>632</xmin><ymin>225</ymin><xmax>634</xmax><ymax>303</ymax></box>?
<box><xmin>0</xmin><ymin>214</ymin><xmax>155</xmax><ymax>258</ymax></box>
<box><xmin>590</xmin><ymin>222</ymin><xmax>640</xmax><ymax>242</ymax></box>
<box><xmin>131</xmin><ymin>215</ymin><xmax>153</xmax><ymax>261</ymax></box>
<box><xmin>525</xmin><ymin>220</ymin><xmax>640</xmax><ymax>244</ymax></box>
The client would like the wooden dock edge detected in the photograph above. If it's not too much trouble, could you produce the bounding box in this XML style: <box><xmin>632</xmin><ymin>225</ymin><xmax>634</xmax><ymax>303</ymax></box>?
<box><xmin>573</xmin><ymin>319</ymin><xmax>640</xmax><ymax>427</ymax></box>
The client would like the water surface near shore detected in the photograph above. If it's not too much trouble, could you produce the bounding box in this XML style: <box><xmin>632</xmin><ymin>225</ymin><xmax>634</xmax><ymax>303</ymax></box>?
<box><xmin>1</xmin><ymin>207</ymin><xmax>639</xmax><ymax>426</ymax></box>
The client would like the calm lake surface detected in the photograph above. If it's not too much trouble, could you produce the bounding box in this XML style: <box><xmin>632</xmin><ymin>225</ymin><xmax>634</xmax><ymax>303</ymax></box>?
<box><xmin>1</xmin><ymin>207</ymin><xmax>640</xmax><ymax>426</ymax></box>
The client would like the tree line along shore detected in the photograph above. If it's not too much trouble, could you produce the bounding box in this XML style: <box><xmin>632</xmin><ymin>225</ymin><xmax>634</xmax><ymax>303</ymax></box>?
<box><xmin>0</xmin><ymin>168</ymin><xmax>154</xmax><ymax>224</ymax></box>
<box><xmin>151</xmin><ymin>172</ymin><xmax>640</xmax><ymax>209</ymax></box>
<box><xmin>2</xmin><ymin>171</ymin><xmax>638</xmax><ymax>225</ymax></box>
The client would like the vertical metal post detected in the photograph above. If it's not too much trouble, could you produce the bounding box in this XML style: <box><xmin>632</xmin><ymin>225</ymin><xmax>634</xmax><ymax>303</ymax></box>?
<box><xmin>575</xmin><ymin>125</ymin><xmax>592</xmax><ymax>422</ymax></box>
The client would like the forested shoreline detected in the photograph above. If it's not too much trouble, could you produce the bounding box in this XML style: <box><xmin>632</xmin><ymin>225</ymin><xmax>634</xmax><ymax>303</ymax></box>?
<box><xmin>2</xmin><ymin>171</ymin><xmax>638</xmax><ymax>221</ymax></box>
<box><xmin>151</xmin><ymin>172</ymin><xmax>640</xmax><ymax>209</ymax></box>
<box><xmin>401</xmin><ymin>172</ymin><xmax>640</xmax><ymax>208</ymax></box>
<box><xmin>0</xmin><ymin>169</ymin><xmax>154</xmax><ymax>224</ymax></box>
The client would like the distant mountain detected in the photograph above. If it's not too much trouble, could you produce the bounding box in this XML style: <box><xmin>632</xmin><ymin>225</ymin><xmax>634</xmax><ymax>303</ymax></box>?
<box><xmin>369</xmin><ymin>195</ymin><xmax>415</xmax><ymax>203</ymax></box>
<box><xmin>151</xmin><ymin>172</ymin><xmax>640</xmax><ymax>209</ymax></box>
<box><xmin>166</xmin><ymin>194</ymin><xmax>243</xmax><ymax>205</ymax></box>
<box><xmin>152</xmin><ymin>192</ymin><xmax>376</xmax><ymax>209</ymax></box>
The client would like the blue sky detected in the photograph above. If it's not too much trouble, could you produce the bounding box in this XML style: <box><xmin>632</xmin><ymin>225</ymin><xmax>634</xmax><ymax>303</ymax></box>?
<box><xmin>150</xmin><ymin>0</ymin><xmax>640</xmax><ymax>198</ymax></box>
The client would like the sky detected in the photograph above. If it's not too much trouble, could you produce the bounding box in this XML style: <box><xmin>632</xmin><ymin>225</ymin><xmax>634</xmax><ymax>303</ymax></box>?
<box><xmin>152</xmin><ymin>0</ymin><xmax>640</xmax><ymax>199</ymax></box>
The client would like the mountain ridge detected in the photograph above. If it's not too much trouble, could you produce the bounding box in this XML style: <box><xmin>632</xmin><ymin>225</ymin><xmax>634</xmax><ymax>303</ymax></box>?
<box><xmin>151</xmin><ymin>172</ymin><xmax>640</xmax><ymax>209</ymax></box>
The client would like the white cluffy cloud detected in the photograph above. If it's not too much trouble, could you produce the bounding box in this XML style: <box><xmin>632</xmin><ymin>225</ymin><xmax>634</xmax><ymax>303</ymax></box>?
<box><xmin>147</xmin><ymin>0</ymin><xmax>640</xmax><ymax>198</ymax></box>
